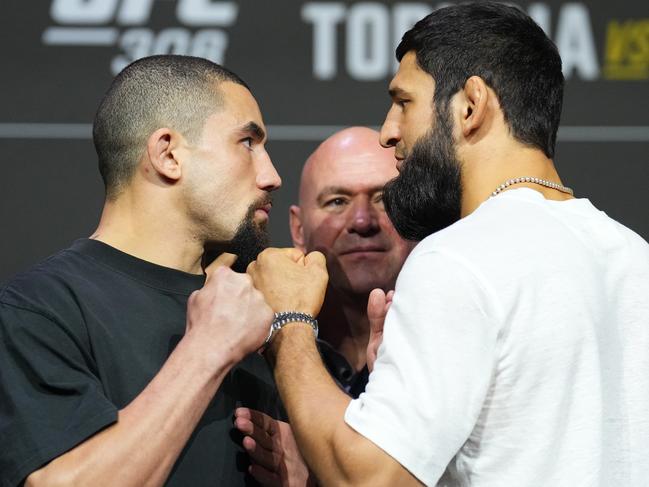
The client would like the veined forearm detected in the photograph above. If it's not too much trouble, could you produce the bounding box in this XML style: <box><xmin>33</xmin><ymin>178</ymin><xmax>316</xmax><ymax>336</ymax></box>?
<box><xmin>269</xmin><ymin>323</ymin><xmax>374</xmax><ymax>486</ymax></box>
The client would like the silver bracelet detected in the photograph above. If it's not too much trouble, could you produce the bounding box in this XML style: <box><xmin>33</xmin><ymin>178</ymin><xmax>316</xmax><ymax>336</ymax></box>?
<box><xmin>263</xmin><ymin>311</ymin><xmax>319</xmax><ymax>348</ymax></box>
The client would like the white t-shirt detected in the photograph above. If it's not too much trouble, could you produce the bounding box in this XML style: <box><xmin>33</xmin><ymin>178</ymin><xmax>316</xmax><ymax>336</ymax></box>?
<box><xmin>345</xmin><ymin>188</ymin><xmax>649</xmax><ymax>486</ymax></box>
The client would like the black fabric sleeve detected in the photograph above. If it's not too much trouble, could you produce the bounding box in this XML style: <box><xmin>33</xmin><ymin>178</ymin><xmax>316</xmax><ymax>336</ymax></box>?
<box><xmin>0</xmin><ymin>303</ymin><xmax>118</xmax><ymax>487</ymax></box>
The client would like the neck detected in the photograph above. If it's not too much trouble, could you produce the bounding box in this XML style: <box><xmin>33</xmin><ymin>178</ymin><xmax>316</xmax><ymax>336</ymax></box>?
<box><xmin>318</xmin><ymin>286</ymin><xmax>370</xmax><ymax>372</ymax></box>
<box><xmin>91</xmin><ymin>191</ymin><xmax>205</xmax><ymax>274</ymax></box>
<box><xmin>460</xmin><ymin>144</ymin><xmax>572</xmax><ymax>217</ymax></box>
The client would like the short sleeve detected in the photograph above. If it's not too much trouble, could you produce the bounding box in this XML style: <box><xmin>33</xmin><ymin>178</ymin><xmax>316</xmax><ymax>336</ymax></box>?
<box><xmin>344</xmin><ymin>250</ymin><xmax>500</xmax><ymax>485</ymax></box>
<box><xmin>0</xmin><ymin>302</ymin><xmax>118</xmax><ymax>487</ymax></box>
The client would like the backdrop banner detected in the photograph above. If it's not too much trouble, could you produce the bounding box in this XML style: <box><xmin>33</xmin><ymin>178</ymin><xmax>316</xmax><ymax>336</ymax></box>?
<box><xmin>1</xmin><ymin>0</ymin><xmax>648</xmax><ymax>282</ymax></box>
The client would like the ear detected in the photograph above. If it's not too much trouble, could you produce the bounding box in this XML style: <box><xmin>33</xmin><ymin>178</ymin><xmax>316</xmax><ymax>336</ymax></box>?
<box><xmin>460</xmin><ymin>76</ymin><xmax>490</xmax><ymax>138</ymax></box>
<box><xmin>289</xmin><ymin>205</ymin><xmax>306</xmax><ymax>252</ymax></box>
<box><xmin>145</xmin><ymin>127</ymin><xmax>183</xmax><ymax>182</ymax></box>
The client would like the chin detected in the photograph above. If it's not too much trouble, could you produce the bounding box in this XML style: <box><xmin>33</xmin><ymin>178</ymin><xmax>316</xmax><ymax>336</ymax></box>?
<box><xmin>334</xmin><ymin>275</ymin><xmax>393</xmax><ymax>297</ymax></box>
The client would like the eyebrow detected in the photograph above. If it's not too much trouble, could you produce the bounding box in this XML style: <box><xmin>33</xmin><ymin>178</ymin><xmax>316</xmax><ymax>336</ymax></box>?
<box><xmin>388</xmin><ymin>86</ymin><xmax>411</xmax><ymax>100</ymax></box>
<box><xmin>318</xmin><ymin>186</ymin><xmax>353</xmax><ymax>199</ymax></box>
<box><xmin>316</xmin><ymin>185</ymin><xmax>386</xmax><ymax>203</ymax></box>
<box><xmin>238</xmin><ymin>121</ymin><xmax>266</xmax><ymax>143</ymax></box>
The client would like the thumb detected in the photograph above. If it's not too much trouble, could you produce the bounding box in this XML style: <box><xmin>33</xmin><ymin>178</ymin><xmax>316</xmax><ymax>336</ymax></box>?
<box><xmin>304</xmin><ymin>251</ymin><xmax>326</xmax><ymax>269</ymax></box>
<box><xmin>205</xmin><ymin>252</ymin><xmax>238</xmax><ymax>280</ymax></box>
<box><xmin>367</xmin><ymin>288</ymin><xmax>387</xmax><ymax>335</ymax></box>
<box><xmin>283</xmin><ymin>247</ymin><xmax>306</xmax><ymax>263</ymax></box>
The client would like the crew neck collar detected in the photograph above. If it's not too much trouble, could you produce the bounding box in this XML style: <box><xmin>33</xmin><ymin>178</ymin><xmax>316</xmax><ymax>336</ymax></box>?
<box><xmin>69</xmin><ymin>238</ymin><xmax>205</xmax><ymax>295</ymax></box>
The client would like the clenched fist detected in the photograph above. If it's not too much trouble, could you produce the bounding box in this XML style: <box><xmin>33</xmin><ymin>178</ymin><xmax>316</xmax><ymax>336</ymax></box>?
<box><xmin>185</xmin><ymin>253</ymin><xmax>274</xmax><ymax>367</ymax></box>
<box><xmin>247</xmin><ymin>248</ymin><xmax>328</xmax><ymax>317</ymax></box>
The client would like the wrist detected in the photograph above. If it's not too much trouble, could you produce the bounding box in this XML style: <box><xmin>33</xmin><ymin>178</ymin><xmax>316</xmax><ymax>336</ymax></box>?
<box><xmin>179</xmin><ymin>329</ymin><xmax>241</xmax><ymax>374</ymax></box>
<box><xmin>265</xmin><ymin>321</ymin><xmax>318</xmax><ymax>362</ymax></box>
<box><xmin>262</xmin><ymin>311</ymin><xmax>318</xmax><ymax>351</ymax></box>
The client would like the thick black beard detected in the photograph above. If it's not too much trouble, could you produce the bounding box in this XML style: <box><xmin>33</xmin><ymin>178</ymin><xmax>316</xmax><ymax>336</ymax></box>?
<box><xmin>227</xmin><ymin>205</ymin><xmax>269</xmax><ymax>273</ymax></box>
<box><xmin>383</xmin><ymin>105</ymin><xmax>463</xmax><ymax>242</ymax></box>
<box><xmin>202</xmin><ymin>201</ymin><xmax>269</xmax><ymax>273</ymax></box>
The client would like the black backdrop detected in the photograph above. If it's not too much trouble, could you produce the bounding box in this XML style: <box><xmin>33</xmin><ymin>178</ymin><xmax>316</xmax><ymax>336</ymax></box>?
<box><xmin>1</xmin><ymin>0</ymin><xmax>648</xmax><ymax>283</ymax></box>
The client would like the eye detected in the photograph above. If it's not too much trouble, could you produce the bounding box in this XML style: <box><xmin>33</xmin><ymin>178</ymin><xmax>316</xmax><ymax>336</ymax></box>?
<box><xmin>324</xmin><ymin>197</ymin><xmax>348</xmax><ymax>208</ymax></box>
<box><xmin>373</xmin><ymin>192</ymin><xmax>385</xmax><ymax>209</ymax></box>
<box><xmin>241</xmin><ymin>137</ymin><xmax>253</xmax><ymax>149</ymax></box>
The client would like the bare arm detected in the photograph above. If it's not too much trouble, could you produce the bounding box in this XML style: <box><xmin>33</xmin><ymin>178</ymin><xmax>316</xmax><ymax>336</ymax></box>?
<box><xmin>248</xmin><ymin>249</ymin><xmax>421</xmax><ymax>487</ymax></box>
<box><xmin>26</xmin><ymin>255</ymin><xmax>273</xmax><ymax>487</ymax></box>
<box><xmin>267</xmin><ymin>325</ymin><xmax>421</xmax><ymax>487</ymax></box>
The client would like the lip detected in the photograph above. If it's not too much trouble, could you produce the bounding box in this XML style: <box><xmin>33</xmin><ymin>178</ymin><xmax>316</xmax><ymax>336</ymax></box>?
<box><xmin>339</xmin><ymin>246</ymin><xmax>385</xmax><ymax>256</ymax></box>
<box><xmin>254</xmin><ymin>204</ymin><xmax>271</xmax><ymax>221</ymax></box>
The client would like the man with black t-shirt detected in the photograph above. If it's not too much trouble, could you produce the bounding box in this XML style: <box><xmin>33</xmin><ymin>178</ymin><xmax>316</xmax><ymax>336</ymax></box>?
<box><xmin>0</xmin><ymin>55</ymin><xmax>319</xmax><ymax>487</ymax></box>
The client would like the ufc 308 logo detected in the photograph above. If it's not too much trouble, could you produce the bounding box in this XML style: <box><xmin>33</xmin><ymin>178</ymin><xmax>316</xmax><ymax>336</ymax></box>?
<box><xmin>42</xmin><ymin>0</ymin><xmax>239</xmax><ymax>74</ymax></box>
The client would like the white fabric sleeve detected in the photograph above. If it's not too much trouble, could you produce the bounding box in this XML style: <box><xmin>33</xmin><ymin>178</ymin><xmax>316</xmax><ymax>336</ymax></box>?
<box><xmin>344</xmin><ymin>248</ymin><xmax>500</xmax><ymax>485</ymax></box>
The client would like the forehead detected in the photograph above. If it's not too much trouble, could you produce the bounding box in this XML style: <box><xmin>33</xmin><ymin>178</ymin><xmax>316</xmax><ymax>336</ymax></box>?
<box><xmin>207</xmin><ymin>81</ymin><xmax>264</xmax><ymax>129</ymax></box>
<box><xmin>389</xmin><ymin>51</ymin><xmax>436</xmax><ymax>97</ymax></box>
<box><xmin>306</xmin><ymin>147</ymin><xmax>398</xmax><ymax>196</ymax></box>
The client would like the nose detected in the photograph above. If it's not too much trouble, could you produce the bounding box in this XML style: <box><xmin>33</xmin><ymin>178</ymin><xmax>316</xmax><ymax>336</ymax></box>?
<box><xmin>256</xmin><ymin>151</ymin><xmax>282</xmax><ymax>191</ymax></box>
<box><xmin>348</xmin><ymin>198</ymin><xmax>380</xmax><ymax>237</ymax></box>
<box><xmin>379</xmin><ymin>106</ymin><xmax>401</xmax><ymax>148</ymax></box>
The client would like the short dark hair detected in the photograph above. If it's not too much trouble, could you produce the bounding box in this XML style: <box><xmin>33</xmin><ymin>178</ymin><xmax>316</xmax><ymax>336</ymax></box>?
<box><xmin>93</xmin><ymin>55</ymin><xmax>249</xmax><ymax>199</ymax></box>
<box><xmin>397</xmin><ymin>2</ymin><xmax>564</xmax><ymax>158</ymax></box>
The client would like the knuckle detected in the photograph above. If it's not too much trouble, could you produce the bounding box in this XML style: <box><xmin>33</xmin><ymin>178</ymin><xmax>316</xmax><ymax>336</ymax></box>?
<box><xmin>188</xmin><ymin>290</ymin><xmax>201</xmax><ymax>305</ymax></box>
<box><xmin>217</xmin><ymin>265</ymin><xmax>233</xmax><ymax>278</ymax></box>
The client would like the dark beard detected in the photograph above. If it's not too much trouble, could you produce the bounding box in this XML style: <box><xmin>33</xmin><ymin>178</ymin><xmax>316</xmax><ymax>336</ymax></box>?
<box><xmin>202</xmin><ymin>199</ymin><xmax>270</xmax><ymax>273</ymax></box>
<box><xmin>382</xmin><ymin>105</ymin><xmax>462</xmax><ymax>241</ymax></box>
<box><xmin>227</xmin><ymin>208</ymin><xmax>269</xmax><ymax>273</ymax></box>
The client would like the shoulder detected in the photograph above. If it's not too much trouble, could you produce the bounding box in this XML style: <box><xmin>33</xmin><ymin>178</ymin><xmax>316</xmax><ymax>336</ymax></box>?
<box><xmin>402</xmin><ymin>197</ymin><xmax>508</xmax><ymax>276</ymax></box>
<box><xmin>395</xmin><ymin>190</ymin><xmax>558</xmax><ymax>311</ymax></box>
<box><xmin>0</xmin><ymin>246</ymin><xmax>98</xmax><ymax>338</ymax></box>
<box><xmin>2</xmin><ymin>247</ymin><xmax>83</xmax><ymax>306</ymax></box>
<box><xmin>407</xmin><ymin>188</ymin><xmax>584</xmax><ymax>271</ymax></box>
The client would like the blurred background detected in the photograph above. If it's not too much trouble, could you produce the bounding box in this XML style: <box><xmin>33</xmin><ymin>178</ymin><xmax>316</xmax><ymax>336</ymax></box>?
<box><xmin>1</xmin><ymin>0</ymin><xmax>647</xmax><ymax>283</ymax></box>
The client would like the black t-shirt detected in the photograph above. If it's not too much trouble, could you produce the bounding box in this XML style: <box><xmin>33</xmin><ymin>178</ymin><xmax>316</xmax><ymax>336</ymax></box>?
<box><xmin>0</xmin><ymin>239</ymin><xmax>281</xmax><ymax>487</ymax></box>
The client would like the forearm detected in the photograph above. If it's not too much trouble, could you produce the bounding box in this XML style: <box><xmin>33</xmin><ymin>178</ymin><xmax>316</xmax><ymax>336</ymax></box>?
<box><xmin>248</xmin><ymin>249</ymin><xmax>417</xmax><ymax>485</ymax></box>
<box><xmin>268</xmin><ymin>324</ymin><xmax>385</xmax><ymax>486</ymax></box>
<box><xmin>26</xmin><ymin>334</ymin><xmax>235</xmax><ymax>487</ymax></box>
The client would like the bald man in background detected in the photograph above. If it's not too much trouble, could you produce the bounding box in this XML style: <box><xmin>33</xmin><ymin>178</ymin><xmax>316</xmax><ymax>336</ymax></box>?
<box><xmin>234</xmin><ymin>127</ymin><xmax>414</xmax><ymax>486</ymax></box>
<box><xmin>289</xmin><ymin>126</ymin><xmax>415</xmax><ymax>397</ymax></box>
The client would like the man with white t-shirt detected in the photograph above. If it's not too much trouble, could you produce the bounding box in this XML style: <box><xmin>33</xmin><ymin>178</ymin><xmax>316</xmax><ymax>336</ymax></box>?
<box><xmin>245</xmin><ymin>2</ymin><xmax>649</xmax><ymax>486</ymax></box>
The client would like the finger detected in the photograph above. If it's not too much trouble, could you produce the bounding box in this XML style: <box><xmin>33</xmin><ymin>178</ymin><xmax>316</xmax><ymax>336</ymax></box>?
<box><xmin>234</xmin><ymin>417</ymin><xmax>255</xmax><ymax>436</ymax></box>
<box><xmin>304</xmin><ymin>250</ymin><xmax>326</xmax><ymax>268</ymax></box>
<box><xmin>385</xmin><ymin>290</ymin><xmax>395</xmax><ymax>313</ymax></box>
<box><xmin>243</xmin><ymin>435</ymin><xmax>281</xmax><ymax>471</ymax></box>
<box><xmin>386</xmin><ymin>289</ymin><xmax>395</xmax><ymax>302</ymax></box>
<box><xmin>204</xmin><ymin>252</ymin><xmax>238</xmax><ymax>280</ymax></box>
<box><xmin>237</xmin><ymin>408</ymin><xmax>277</xmax><ymax>435</ymax></box>
<box><xmin>367</xmin><ymin>288</ymin><xmax>387</xmax><ymax>324</ymax></box>
<box><xmin>282</xmin><ymin>247</ymin><xmax>305</xmax><ymax>262</ymax></box>
<box><xmin>235</xmin><ymin>407</ymin><xmax>253</xmax><ymax>420</ymax></box>
<box><xmin>248</xmin><ymin>464</ymin><xmax>282</xmax><ymax>487</ymax></box>
<box><xmin>235</xmin><ymin>418</ymin><xmax>274</xmax><ymax>451</ymax></box>
<box><xmin>235</xmin><ymin>410</ymin><xmax>276</xmax><ymax>450</ymax></box>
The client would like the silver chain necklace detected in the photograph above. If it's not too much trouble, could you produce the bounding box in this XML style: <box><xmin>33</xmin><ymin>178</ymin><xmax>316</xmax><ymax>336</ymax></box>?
<box><xmin>491</xmin><ymin>176</ymin><xmax>574</xmax><ymax>198</ymax></box>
